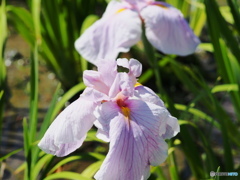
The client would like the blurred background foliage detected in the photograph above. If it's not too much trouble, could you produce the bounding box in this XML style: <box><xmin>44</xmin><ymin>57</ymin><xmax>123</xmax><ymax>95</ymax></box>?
<box><xmin>0</xmin><ymin>0</ymin><xmax>240</xmax><ymax>179</ymax></box>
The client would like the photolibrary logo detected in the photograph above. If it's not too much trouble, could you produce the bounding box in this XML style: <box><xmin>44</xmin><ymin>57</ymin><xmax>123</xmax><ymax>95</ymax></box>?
<box><xmin>210</xmin><ymin>171</ymin><xmax>238</xmax><ymax>177</ymax></box>
<box><xmin>210</xmin><ymin>171</ymin><xmax>215</xmax><ymax>177</ymax></box>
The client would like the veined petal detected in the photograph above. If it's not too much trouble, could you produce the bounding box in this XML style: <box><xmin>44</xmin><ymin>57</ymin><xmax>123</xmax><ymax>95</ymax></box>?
<box><xmin>134</xmin><ymin>85</ymin><xmax>165</xmax><ymax>107</ymax></box>
<box><xmin>75</xmin><ymin>1</ymin><xmax>142</xmax><ymax>65</ymax></box>
<box><xmin>94</xmin><ymin>99</ymin><xmax>169</xmax><ymax>180</ymax></box>
<box><xmin>133</xmin><ymin>85</ymin><xmax>180</xmax><ymax>139</ymax></box>
<box><xmin>161</xmin><ymin>114</ymin><xmax>180</xmax><ymax>140</ymax></box>
<box><xmin>121</xmin><ymin>0</ymin><xmax>150</xmax><ymax>11</ymax></box>
<box><xmin>109</xmin><ymin>73</ymin><xmax>135</xmax><ymax>98</ymax></box>
<box><xmin>80</xmin><ymin>87</ymin><xmax>109</xmax><ymax>103</ymax></box>
<box><xmin>38</xmin><ymin>98</ymin><xmax>96</xmax><ymax>157</ymax></box>
<box><xmin>140</xmin><ymin>2</ymin><xmax>200</xmax><ymax>56</ymax></box>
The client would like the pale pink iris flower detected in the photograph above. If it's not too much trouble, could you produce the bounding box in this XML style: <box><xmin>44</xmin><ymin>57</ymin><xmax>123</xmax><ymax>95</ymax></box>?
<box><xmin>75</xmin><ymin>0</ymin><xmax>200</xmax><ymax>65</ymax></box>
<box><xmin>38</xmin><ymin>58</ymin><xmax>180</xmax><ymax>180</ymax></box>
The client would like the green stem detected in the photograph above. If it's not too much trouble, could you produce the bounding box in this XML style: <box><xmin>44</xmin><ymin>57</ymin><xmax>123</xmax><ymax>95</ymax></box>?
<box><xmin>141</xmin><ymin>25</ymin><xmax>163</xmax><ymax>94</ymax></box>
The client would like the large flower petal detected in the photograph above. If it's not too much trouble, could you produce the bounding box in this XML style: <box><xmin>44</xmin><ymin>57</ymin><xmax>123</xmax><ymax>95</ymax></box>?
<box><xmin>94</xmin><ymin>99</ymin><xmax>169</xmax><ymax>180</ymax></box>
<box><xmin>134</xmin><ymin>85</ymin><xmax>165</xmax><ymax>107</ymax></box>
<box><xmin>75</xmin><ymin>1</ymin><xmax>142</xmax><ymax>65</ymax></box>
<box><xmin>160</xmin><ymin>113</ymin><xmax>180</xmax><ymax>140</ymax></box>
<box><xmin>133</xmin><ymin>85</ymin><xmax>180</xmax><ymax>139</ymax></box>
<box><xmin>121</xmin><ymin>0</ymin><xmax>150</xmax><ymax>11</ymax></box>
<box><xmin>140</xmin><ymin>2</ymin><xmax>200</xmax><ymax>56</ymax></box>
<box><xmin>38</xmin><ymin>98</ymin><xmax>96</xmax><ymax>157</ymax></box>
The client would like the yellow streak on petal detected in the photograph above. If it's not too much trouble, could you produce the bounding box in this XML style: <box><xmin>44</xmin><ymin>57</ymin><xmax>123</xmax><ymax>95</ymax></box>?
<box><xmin>134</xmin><ymin>82</ymin><xmax>142</xmax><ymax>87</ymax></box>
<box><xmin>121</xmin><ymin>106</ymin><xmax>131</xmax><ymax>119</ymax></box>
<box><xmin>115</xmin><ymin>8</ymin><xmax>126</xmax><ymax>14</ymax></box>
<box><xmin>155</xmin><ymin>4</ymin><xmax>168</xmax><ymax>9</ymax></box>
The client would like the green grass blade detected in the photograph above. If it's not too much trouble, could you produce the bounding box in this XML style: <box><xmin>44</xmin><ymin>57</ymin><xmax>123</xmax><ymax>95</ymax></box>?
<box><xmin>227</xmin><ymin>0</ymin><xmax>240</xmax><ymax>33</ymax></box>
<box><xmin>179</xmin><ymin>120</ymin><xmax>218</xmax><ymax>174</ymax></box>
<box><xmin>169</xmin><ymin>56</ymin><xmax>236</xmax><ymax>171</ymax></box>
<box><xmin>205</xmin><ymin>0</ymin><xmax>240</xmax><ymax>63</ymax></box>
<box><xmin>7</xmin><ymin>6</ymin><xmax>35</xmax><ymax>46</ymax></box>
<box><xmin>43</xmin><ymin>171</ymin><xmax>92</xmax><ymax>180</ymax></box>
<box><xmin>189</xmin><ymin>0</ymin><xmax>206</xmax><ymax>36</ymax></box>
<box><xmin>85</xmin><ymin>130</ymin><xmax>105</xmax><ymax>143</ymax></box>
<box><xmin>138</xmin><ymin>69</ymin><xmax>153</xmax><ymax>84</ymax></box>
<box><xmin>31</xmin><ymin>0</ymin><xmax>41</xmax><ymax>45</ymax></box>
<box><xmin>174</xmin><ymin>104</ymin><xmax>220</xmax><ymax>129</ymax></box>
<box><xmin>0</xmin><ymin>0</ymin><xmax>7</xmax><ymax>144</ymax></box>
<box><xmin>29</xmin><ymin>45</ymin><xmax>39</xmax><ymax>144</ymax></box>
<box><xmin>81</xmin><ymin>161</ymin><xmax>103</xmax><ymax>178</ymax></box>
<box><xmin>47</xmin><ymin>156</ymin><xmax>83</xmax><ymax>175</ymax></box>
<box><xmin>37</xmin><ymin>84</ymin><xmax>61</xmax><ymax>139</ymax></box>
<box><xmin>150</xmin><ymin>166</ymin><xmax>167</xmax><ymax>180</ymax></box>
<box><xmin>0</xmin><ymin>148</ymin><xmax>22</xmax><ymax>162</ymax></box>
<box><xmin>31</xmin><ymin>154</ymin><xmax>53</xmax><ymax>180</ymax></box>
<box><xmin>23</xmin><ymin>117</ymin><xmax>30</xmax><ymax>180</ymax></box>
<box><xmin>211</xmin><ymin>84</ymin><xmax>239</xmax><ymax>93</ymax></box>
<box><xmin>167</xmin><ymin>143</ymin><xmax>179</xmax><ymax>180</ymax></box>
<box><xmin>0</xmin><ymin>91</ymin><xmax>3</xmax><ymax>100</ymax></box>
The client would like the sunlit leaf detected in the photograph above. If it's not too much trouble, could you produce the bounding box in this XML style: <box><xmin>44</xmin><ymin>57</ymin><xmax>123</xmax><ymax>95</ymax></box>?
<box><xmin>81</xmin><ymin>161</ymin><xmax>103</xmax><ymax>178</ymax></box>
<box><xmin>211</xmin><ymin>84</ymin><xmax>239</xmax><ymax>93</ymax></box>
<box><xmin>44</xmin><ymin>171</ymin><xmax>92</xmax><ymax>180</ymax></box>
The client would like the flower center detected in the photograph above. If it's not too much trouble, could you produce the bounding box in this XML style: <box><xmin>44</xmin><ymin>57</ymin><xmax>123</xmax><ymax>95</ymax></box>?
<box><xmin>155</xmin><ymin>4</ymin><xmax>168</xmax><ymax>9</ymax></box>
<box><xmin>134</xmin><ymin>82</ymin><xmax>142</xmax><ymax>87</ymax></box>
<box><xmin>121</xmin><ymin>106</ymin><xmax>131</xmax><ymax>118</ymax></box>
<box><xmin>116</xmin><ymin>99</ymin><xmax>130</xmax><ymax>119</ymax></box>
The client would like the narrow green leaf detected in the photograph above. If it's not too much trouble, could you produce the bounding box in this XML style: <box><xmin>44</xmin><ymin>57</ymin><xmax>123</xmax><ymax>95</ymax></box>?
<box><xmin>190</xmin><ymin>0</ymin><xmax>206</xmax><ymax>36</ymax></box>
<box><xmin>87</xmin><ymin>152</ymin><xmax>106</xmax><ymax>160</ymax></box>
<box><xmin>23</xmin><ymin>117</ymin><xmax>30</xmax><ymax>180</ymax></box>
<box><xmin>85</xmin><ymin>130</ymin><xmax>105</xmax><ymax>143</ymax></box>
<box><xmin>38</xmin><ymin>84</ymin><xmax>61</xmax><ymax>139</ymax></box>
<box><xmin>175</xmin><ymin>104</ymin><xmax>220</xmax><ymax>129</ymax></box>
<box><xmin>44</xmin><ymin>171</ymin><xmax>92</xmax><ymax>180</ymax></box>
<box><xmin>47</xmin><ymin>156</ymin><xmax>83</xmax><ymax>175</ymax></box>
<box><xmin>138</xmin><ymin>69</ymin><xmax>153</xmax><ymax>84</ymax></box>
<box><xmin>0</xmin><ymin>148</ymin><xmax>22</xmax><ymax>162</ymax></box>
<box><xmin>23</xmin><ymin>118</ymin><xmax>29</xmax><ymax>158</ymax></box>
<box><xmin>29</xmin><ymin>44</ymin><xmax>39</xmax><ymax>144</ymax></box>
<box><xmin>211</xmin><ymin>84</ymin><xmax>239</xmax><ymax>93</ymax></box>
<box><xmin>0</xmin><ymin>1</ymin><xmax>7</xmax><ymax>139</ymax></box>
<box><xmin>227</xmin><ymin>0</ymin><xmax>240</xmax><ymax>33</ymax></box>
<box><xmin>198</xmin><ymin>43</ymin><xmax>213</xmax><ymax>52</ymax></box>
<box><xmin>205</xmin><ymin>0</ymin><xmax>240</xmax><ymax>63</ymax></box>
<box><xmin>14</xmin><ymin>162</ymin><xmax>26</xmax><ymax>174</ymax></box>
<box><xmin>0</xmin><ymin>91</ymin><xmax>3</xmax><ymax>99</ymax></box>
<box><xmin>31</xmin><ymin>154</ymin><xmax>53</xmax><ymax>180</ymax></box>
<box><xmin>150</xmin><ymin>166</ymin><xmax>167</xmax><ymax>180</ymax></box>
<box><xmin>81</xmin><ymin>161</ymin><xmax>103</xmax><ymax>178</ymax></box>
<box><xmin>31</xmin><ymin>0</ymin><xmax>41</xmax><ymax>45</ymax></box>
<box><xmin>7</xmin><ymin>6</ymin><xmax>35</xmax><ymax>46</ymax></box>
